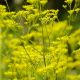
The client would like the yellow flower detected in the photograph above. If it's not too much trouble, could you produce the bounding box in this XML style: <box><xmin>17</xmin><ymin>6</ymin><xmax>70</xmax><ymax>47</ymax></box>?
<box><xmin>23</xmin><ymin>5</ymin><xmax>33</xmax><ymax>11</ymax></box>
<box><xmin>68</xmin><ymin>10</ymin><xmax>74</xmax><ymax>15</ymax></box>
<box><xmin>65</xmin><ymin>0</ymin><xmax>73</xmax><ymax>4</ymax></box>
<box><xmin>4</xmin><ymin>71</ymin><xmax>16</xmax><ymax>77</ymax></box>
<box><xmin>15</xmin><ymin>63</ymin><xmax>27</xmax><ymax>69</ymax></box>
<box><xmin>2</xmin><ymin>58</ymin><xmax>10</xmax><ymax>64</ymax></box>
<box><xmin>40</xmin><ymin>0</ymin><xmax>47</xmax><ymax>5</ymax></box>
<box><xmin>0</xmin><ymin>5</ymin><xmax>6</xmax><ymax>12</ymax></box>
<box><xmin>37</xmin><ymin>63</ymin><xmax>56</xmax><ymax>73</ymax></box>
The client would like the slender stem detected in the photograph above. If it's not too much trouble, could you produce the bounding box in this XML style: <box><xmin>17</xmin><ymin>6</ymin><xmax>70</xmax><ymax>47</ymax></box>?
<box><xmin>5</xmin><ymin>0</ymin><xmax>10</xmax><ymax>11</ymax></box>
<box><xmin>41</xmin><ymin>25</ymin><xmax>46</xmax><ymax>66</ymax></box>
<box><xmin>20</xmin><ymin>41</ymin><xmax>35</xmax><ymax>66</ymax></box>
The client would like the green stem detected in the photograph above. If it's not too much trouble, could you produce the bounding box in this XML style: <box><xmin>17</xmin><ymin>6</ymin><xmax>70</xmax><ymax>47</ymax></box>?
<box><xmin>5</xmin><ymin>0</ymin><xmax>10</xmax><ymax>11</ymax></box>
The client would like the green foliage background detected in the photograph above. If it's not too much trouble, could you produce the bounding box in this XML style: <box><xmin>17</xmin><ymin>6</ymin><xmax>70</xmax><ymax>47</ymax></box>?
<box><xmin>0</xmin><ymin>0</ymin><xmax>80</xmax><ymax>80</ymax></box>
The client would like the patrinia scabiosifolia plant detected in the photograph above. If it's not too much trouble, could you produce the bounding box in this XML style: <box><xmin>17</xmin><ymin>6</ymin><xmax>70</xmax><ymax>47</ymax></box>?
<box><xmin>0</xmin><ymin>0</ymin><xmax>80</xmax><ymax>80</ymax></box>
